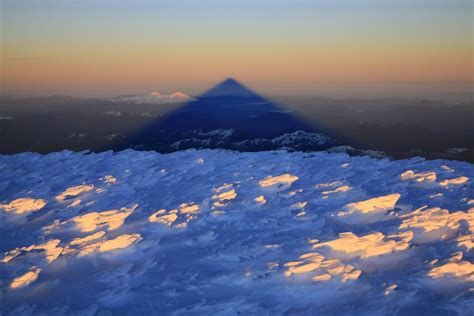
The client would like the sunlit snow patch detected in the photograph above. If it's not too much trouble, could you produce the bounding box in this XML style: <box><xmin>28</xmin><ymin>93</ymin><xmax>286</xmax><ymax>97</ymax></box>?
<box><xmin>149</xmin><ymin>209</ymin><xmax>178</xmax><ymax>226</ymax></box>
<box><xmin>254</xmin><ymin>195</ymin><xmax>266</xmax><ymax>206</ymax></box>
<box><xmin>10</xmin><ymin>267</ymin><xmax>41</xmax><ymax>289</ymax></box>
<box><xmin>425</xmin><ymin>253</ymin><xmax>474</xmax><ymax>292</ymax></box>
<box><xmin>101</xmin><ymin>175</ymin><xmax>117</xmax><ymax>184</ymax></box>
<box><xmin>97</xmin><ymin>234</ymin><xmax>142</xmax><ymax>252</ymax></box>
<box><xmin>71</xmin><ymin>205</ymin><xmax>136</xmax><ymax>232</ymax></box>
<box><xmin>0</xmin><ymin>198</ymin><xmax>46</xmax><ymax>215</ymax></box>
<box><xmin>334</xmin><ymin>194</ymin><xmax>401</xmax><ymax>224</ymax></box>
<box><xmin>400</xmin><ymin>170</ymin><xmax>437</xmax><ymax>183</ymax></box>
<box><xmin>322</xmin><ymin>185</ymin><xmax>352</xmax><ymax>196</ymax></box>
<box><xmin>312</xmin><ymin>231</ymin><xmax>412</xmax><ymax>262</ymax></box>
<box><xmin>439</xmin><ymin>176</ymin><xmax>469</xmax><ymax>187</ymax></box>
<box><xmin>259</xmin><ymin>174</ymin><xmax>299</xmax><ymax>192</ymax></box>
<box><xmin>2</xmin><ymin>239</ymin><xmax>63</xmax><ymax>264</ymax></box>
<box><xmin>56</xmin><ymin>184</ymin><xmax>94</xmax><ymax>202</ymax></box>
<box><xmin>399</xmin><ymin>207</ymin><xmax>474</xmax><ymax>243</ymax></box>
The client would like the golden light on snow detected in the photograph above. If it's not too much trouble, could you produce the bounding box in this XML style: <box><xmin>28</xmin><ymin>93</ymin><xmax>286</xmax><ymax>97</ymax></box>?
<box><xmin>384</xmin><ymin>284</ymin><xmax>398</xmax><ymax>296</ymax></box>
<box><xmin>343</xmin><ymin>194</ymin><xmax>401</xmax><ymax>215</ymax></box>
<box><xmin>1</xmin><ymin>150</ymin><xmax>473</xmax><ymax>314</ymax></box>
<box><xmin>179</xmin><ymin>203</ymin><xmax>200</xmax><ymax>214</ymax></box>
<box><xmin>457</xmin><ymin>235</ymin><xmax>474</xmax><ymax>251</ymax></box>
<box><xmin>400</xmin><ymin>170</ymin><xmax>437</xmax><ymax>183</ymax></box>
<box><xmin>312</xmin><ymin>231</ymin><xmax>412</xmax><ymax>260</ymax></box>
<box><xmin>97</xmin><ymin>234</ymin><xmax>142</xmax><ymax>252</ymax></box>
<box><xmin>335</xmin><ymin>194</ymin><xmax>401</xmax><ymax>224</ymax></box>
<box><xmin>322</xmin><ymin>185</ymin><xmax>352</xmax><ymax>196</ymax></box>
<box><xmin>212</xmin><ymin>189</ymin><xmax>237</xmax><ymax>202</ymax></box>
<box><xmin>254</xmin><ymin>195</ymin><xmax>266</xmax><ymax>205</ymax></box>
<box><xmin>399</xmin><ymin>207</ymin><xmax>474</xmax><ymax>243</ymax></box>
<box><xmin>10</xmin><ymin>267</ymin><xmax>41</xmax><ymax>289</ymax></box>
<box><xmin>428</xmin><ymin>257</ymin><xmax>474</xmax><ymax>282</ymax></box>
<box><xmin>284</xmin><ymin>252</ymin><xmax>361</xmax><ymax>283</ymax></box>
<box><xmin>439</xmin><ymin>176</ymin><xmax>469</xmax><ymax>187</ymax></box>
<box><xmin>56</xmin><ymin>184</ymin><xmax>94</xmax><ymax>202</ymax></box>
<box><xmin>69</xmin><ymin>231</ymin><xmax>106</xmax><ymax>246</ymax></box>
<box><xmin>2</xmin><ymin>239</ymin><xmax>63</xmax><ymax>264</ymax></box>
<box><xmin>259</xmin><ymin>174</ymin><xmax>299</xmax><ymax>188</ymax></box>
<box><xmin>102</xmin><ymin>175</ymin><xmax>118</xmax><ymax>184</ymax></box>
<box><xmin>0</xmin><ymin>198</ymin><xmax>46</xmax><ymax>214</ymax></box>
<box><xmin>70</xmin><ymin>206</ymin><xmax>136</xmax><ymax>232</ymax></box>
<box><xmin>149</xmin><ymin>209</ymin><xmax>178</xmax><ymax>226</ymax></box>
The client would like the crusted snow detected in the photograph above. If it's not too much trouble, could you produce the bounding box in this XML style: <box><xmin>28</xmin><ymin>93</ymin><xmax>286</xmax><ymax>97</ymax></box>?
<box><xmin>0</xmin><ymin>149</ymin><xmax>473</xmax><ymax>314</ymax></box>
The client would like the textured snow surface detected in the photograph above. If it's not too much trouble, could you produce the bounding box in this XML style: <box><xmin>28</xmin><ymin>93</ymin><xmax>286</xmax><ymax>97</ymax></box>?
<box><xmin>1</xmin><ymin>149</ymin><xmax>473</xmax><ymax>315</ymax></box>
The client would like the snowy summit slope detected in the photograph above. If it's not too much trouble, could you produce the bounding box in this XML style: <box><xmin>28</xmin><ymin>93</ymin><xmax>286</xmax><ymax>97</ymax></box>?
<box><xmin>1</xmin><ymin>149</ymin><xmax>473</xmax><ymax>315</ymax></box>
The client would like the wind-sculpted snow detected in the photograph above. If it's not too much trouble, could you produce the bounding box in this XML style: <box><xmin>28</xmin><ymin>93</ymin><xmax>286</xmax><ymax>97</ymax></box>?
<box><xmin>0</xmin><ymin>149</ymin><xmax>473</xmax><ymax>315</ymax></box>
<box><xmin>333</xmin><ymin>194</ymin><xmax>401</xmax><ymax>224</ymax></box>
<box><xmin>0</xmin><ymin>198</ymin><xmax>46</xmax><ymax>215</ymax></box>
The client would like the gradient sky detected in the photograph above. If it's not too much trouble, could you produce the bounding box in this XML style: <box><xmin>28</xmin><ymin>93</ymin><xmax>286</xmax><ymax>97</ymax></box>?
<box><xmin>1</xmin><ymin>0</ymin><xmax>472</xmax><ymax>97</ymax></box>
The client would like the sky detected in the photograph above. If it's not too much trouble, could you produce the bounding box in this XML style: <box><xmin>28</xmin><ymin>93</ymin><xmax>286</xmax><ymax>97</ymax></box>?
<box><xmin>1</xmin><ymin>0</ymin><xmax>472</xmax><ymax>98</ymax></box>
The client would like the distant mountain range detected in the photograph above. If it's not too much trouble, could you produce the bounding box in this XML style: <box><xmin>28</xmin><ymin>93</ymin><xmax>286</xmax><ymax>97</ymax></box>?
<box><xmin>0</xmin><ymin>79</ymin><xmax>472</xmax><ymax>161</ymax></box>
<box><xmin>108</xmin><ymin>91</ymin><xmax>194</xmax><ymax>104</ymax></box>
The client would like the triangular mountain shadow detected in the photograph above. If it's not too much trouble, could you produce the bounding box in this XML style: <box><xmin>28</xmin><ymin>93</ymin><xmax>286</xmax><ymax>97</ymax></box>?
<box><xmin>111</xmin><ymin>78</ymin><xmax>336</xmax><ymax>152</ymax></box>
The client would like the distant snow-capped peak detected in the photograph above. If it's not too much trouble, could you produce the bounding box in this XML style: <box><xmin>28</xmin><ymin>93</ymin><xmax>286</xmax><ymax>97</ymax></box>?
<box><xmin>108</xmin><ymin>91</ymin><xmax>194</xmax><ymax>104</ymax></box>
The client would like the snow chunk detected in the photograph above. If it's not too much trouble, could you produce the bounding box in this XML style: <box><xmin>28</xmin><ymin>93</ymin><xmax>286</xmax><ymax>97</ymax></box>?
<box><xmin>102</xmin><ymin>175</ymin><xmax>117</xmax><ymax>184</ymax></box>
<box><xmin>457</xmin><ymin>235</ymin><xmax>474</xmax><ymax>251</ymax></box>
<box><xmin>439</xmin><ymin>176</ymin><xmax>469</xmax><ymax>187</ymax></box>
<box><xmin>10</xmin><ymin>267</ymin><xmax>41</xmax><ymax>289</ymax></box>
<box><xmin>428</xmin><ymin>261</ymin><xmax>474</xmax><ymax>282</ymax></box>
<box><xmin>69</xmin><ymin>231</ymin><xmax>106</xmax><ymax>246</ymax></box>
<box><xmin>2</xmin><ymin>239</ymin><xmax>62</xmax><ymax>264</ymax></box>
<box><xmin>254</xmin><ymin>195</ymin><xmax>266</xmax><ymax>205</ymax></box>
<box><xmin>212</xmin><ymin>189</ymin><xmax>237</xmax><ymax>202</ymax></box>
<box><xmin>399</xmin><ymin>207</ymin><xmax>474</xmax><ymax>243</ymax></box>
<box><xmin>214</xmin><ymin>183</ymin><xmax>233</xmax><ymax>193</ymax></box>
<box><xmin>384</xmin><ymin>284</ymin><xmax>397</xmax><ymax>296</ymax></box>
<box><xmin>400</xmin><ymin>170</ymin><xmax>437</xmax><ymax>183</ymax></box>
<box><xmin>312</xmin><ymin>231</ymin><xmax>412</xmax><ymax>260</ymax></box>
<box><xmin>343</xmin><ymin>194</ymin><xmax>400</xmax><ymax>214</ymax></box>
<box><xmin>76</xmin><ymin>233</ymin><xmax>142</xmax><ymax>256</ymax></box>
<box><xmin>98</xmin><ymin>234</ymin><xmax>142</xmax><ymax>252</ymax></box>
<box><xmin>179</xmin><ymin>203</ymin><xmax>199</xmax><ymax>214</ymax></box>
<box><xmin>149</xmin><ymin>209</ymin><xmax>178</xmax><ymax>226</ymax></box>
<box><xmin>259</xmin><ymin>174</ymin><xmax>299</xmax><ymax>191</ymax></box>
<box><xmin>70</xmin><ymin>205</ymin><xmax>136</xmax><ymax>232</ymax></box>
<box><xmin>284</xmin><ymin>253</ymin><xmax>361</xmax><ymax>283</ymax></box>
<box><xmin>335</xmin><ymin>194</ymin><xmax>400</xmax><ymax>224</ymax></box>
<box><xmin>36</xmin><ymin>239</ymin><xmax>63</xmax><ymax>263</ymax></box>
<box><xmin>441</xmin><ymin>165</ymin><xmax>455</xmax><ymax>172</ymax></box>
<box><xmin>0</xmin><ymin>198</ymin><xmax>46</xmax><ymax>215</ymax></box>
<box><xmin>56</xmin><ymin>184</ymin><xmax>94</xmax><ymax>202</ymax></box>
<box><xmin>322</xmin><ymin>185</ymin><xmax>352</xmax><ymax>196</ymax></box>
<box><xmin>290</xmin><ymin>201</ymin><xmax>307</xmax><ymax>210</ymax></box>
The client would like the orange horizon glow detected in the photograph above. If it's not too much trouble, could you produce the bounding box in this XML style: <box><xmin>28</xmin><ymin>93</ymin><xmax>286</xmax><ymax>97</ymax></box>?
<box><xmin>1</xmin><ymin>0</ymin><xmax>472</xmax><ymax>97</ymax></box>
